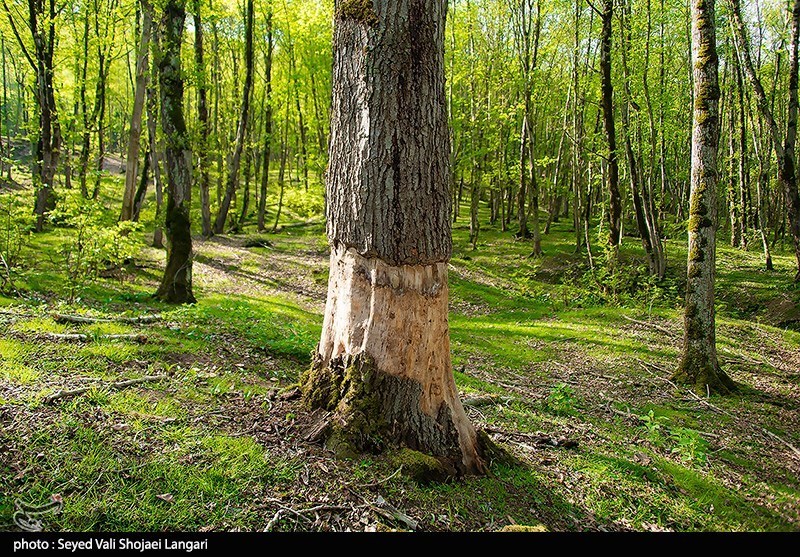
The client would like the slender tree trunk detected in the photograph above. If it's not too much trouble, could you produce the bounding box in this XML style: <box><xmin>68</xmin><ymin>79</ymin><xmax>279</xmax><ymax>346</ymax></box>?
<box><xmin>271</xmin><ymin>97</ymin><xmax>289</xmax><ymax>234</ymax></box>
<box><xmin>154</xmin><ymin>0</ymin><xmax>194</xmax><ymax>303</ymax></box>
<box><xmin>78</xmin><ymin>8</ymin><xmax>90</xmax><ymax>198</ymax></box>
<box><xmin>122</xmin><ymin>0</ymin><xmax>152</xmax><ymax>221</ymax></box>
<box><xmin>131</xmin><ymin>142</ymin><xmax>150</xmax><ymax>222</ymax></box>
<box><xmin>257</xmin><ymin>10</ymin><xmax>273</xmax><ymax>232</ymax></box>
<box><xmin>213</xmin><ymin>0</ymin><xmax>254</xmax><ymax>235</ymax></box>
<box><xmin>302</xmin><ymin>0</ymin><xmax>485</xmax><ymax>475</ymax></box>
<box><xmin>91</xmin><ymin>29</ymin><xmax>109</xmax><ymax>200</ymax></box>
<box><xmin>528</xmin><ymin>117</ymin><xmax>542</xmax><ymax>255</ymax></box>
<box><xmin>729</xmin><ymin>0</ymin><xmax>800</xmax><ymax>280</ymax></box>
<box><xmin>600</xmin><ymin>0</ymin><xmax>622</xmax><ymax>250</ymax></box>
<box><xmin>5</xmin><ymin>0</ymin><xmax>63</xmax><ymax>230</ymax></box>
<box><xmin>1</xmin><ymin>34</ymin><xmax>10</xmax><ymax>182</ymax></box>
<box><xmin>193</xmin><ymin>0</ymin><xmax>212</xmax><ymax>237</ymax></box>
<box><xmin>736</xmin><ymin>56</ymin><xmax>749</xmax><ymax>247</ymax></box>
<box><xmin>675</xmin><ymin>0</ymin><xmax>735</xmax><ymax>394</ymax></box>
<box><xmin>517</xmin><ymin>115</ymin><xmax>529</xmax><ymax>238</ymax></box>
<box><xmin>728</xmin><ymin>68</ymin><xmax>742</xmax><ymax>247</ymax></box>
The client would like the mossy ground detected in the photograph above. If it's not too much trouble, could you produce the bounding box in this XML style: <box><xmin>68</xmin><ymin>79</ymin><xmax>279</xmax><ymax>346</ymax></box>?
<box><xmin>1</xmin><ymin>163</ymin><xmax>799</xmax><ymax>531</ymax></box>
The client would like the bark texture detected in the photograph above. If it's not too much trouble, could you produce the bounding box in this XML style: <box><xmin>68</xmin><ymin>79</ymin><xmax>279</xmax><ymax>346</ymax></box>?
<box><xmin>324</xmin><ymin>0</ymin><xmax>451</xmax><ymax>266</ymax></box>
<box><xmin>303</xmin><ymin>0</ymin><xmax>485</xmax><ymax>475</ymax></box>
<box><xmin>154</xmin><ymin>0</ymin><xmax>195</xmax><ymax>304</ymax></box>
<box><xmin>675</xmin><ymin>0</ymin><xmax>735</xmax><ymax>393</ymax></box>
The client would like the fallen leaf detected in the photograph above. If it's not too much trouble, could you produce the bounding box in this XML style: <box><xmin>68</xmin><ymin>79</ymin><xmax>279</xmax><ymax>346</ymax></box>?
<box><xmin>156</xmin><ymin>493</ymin><xmax>174</xmax><ymax>503</ymax></box>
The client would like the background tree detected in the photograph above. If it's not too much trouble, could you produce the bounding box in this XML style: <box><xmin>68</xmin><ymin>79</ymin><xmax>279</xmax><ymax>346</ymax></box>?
<box><xmin>154</xmin><ymin>0</ymin><xmax>194</xmax><ymax>304</ymax></box>
<box><xmin>3</xmin><ymin>0</ymin><xmax>62</xmax><ymax>231</ymax></box>
<box><xmin>675</xmin><ymin>0</ymin><xmax>735</xmax><ymax>394</ymax></box>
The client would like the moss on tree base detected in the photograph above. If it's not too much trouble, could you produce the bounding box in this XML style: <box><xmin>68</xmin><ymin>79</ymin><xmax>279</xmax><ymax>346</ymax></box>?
<box><xmin>672</xmin><ymin>360</ymin><xmax>736</xmax><ymax>395</ymax></box>
<box><xmin>301</xmin><ymin>352</ymin><xmax>487</xmax><ymax>476</ymax></box>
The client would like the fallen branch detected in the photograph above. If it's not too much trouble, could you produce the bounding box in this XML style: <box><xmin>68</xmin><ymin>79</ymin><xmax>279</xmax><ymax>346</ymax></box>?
<box><xmin>43</xmin><ymin>375</ymin><xmax>168</xmax><ymax>404</ymax></box>
<box><xmin>483</xmin><ymin>426</ymin><xmax>579</xmax><ymax>448</ymax></box>
<box><xmin>462</xmin><ymin>394</ymin><xmax>509</xmax><ymax>407</ymax></box>
<box><xmin>621</xmin><ymin>315</ymin><xmax>677</xmax><ymax>337</ymax></box>
<box><xmin>362</xmin><ymin>466</ymin><xmax>403</xmax><ymax>488</ymax></box>
<box><xmin>39</xmin><ymin>332</ymin><xmax>148</xmax><ymax>343</ymax></box>
<box><xmin>52</xmin><ymin>313</ymin><xmax>162</xmax><ymax>325</ymax></box>
<box><xmin>370</xmin><ymin>496</ymin><xmax>418</xmax><ymax>531</ymax></box>
<box><xmin>262</xmin><ymin>499</ymin><xmax>349</xmax><ymax>532</ymax></box>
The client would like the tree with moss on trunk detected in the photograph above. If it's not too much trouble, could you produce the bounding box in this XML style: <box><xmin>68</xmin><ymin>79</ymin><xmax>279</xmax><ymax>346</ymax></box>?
<box><xmin>154</xmin><ymin>0</ymin><xmax>195</xmax><ymax>304</ymax></box>
<box><xmin>300</xmin><ymin>0</ymin><xmax>487</xmax><ymax>475</ymax></box>
<box><xmin>674</xmin><ymin>0</ymin><xmax>735</xmax><ymax>394</ymax></box>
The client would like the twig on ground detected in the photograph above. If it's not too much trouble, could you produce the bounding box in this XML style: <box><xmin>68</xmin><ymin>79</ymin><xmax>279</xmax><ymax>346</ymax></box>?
<box><xmin>262</xmin><ymin>499</ymin><xmax>349</xmax><ymax>532</ymax></box>
<box><xmin>362</xmin><ymin>466</ymin><xmax>403</xmax><ymax>488</ymax></box>
<box><xmin>51</xmin><ymin>313</ymin><xmax>162</xmax><ymax>325</ymax></box>
<box><xmin>370</xmin><ymin>496</ymin><xmax>418</xmax><ymax>531</ymax></box>
<box><xmin>39</xmin><ymin>332</ymin><xmax>148</xmax><ymax>343</ymax></box>
<box><xmin>43</xmin><ymin>375</ymin><xmax>168</xmax><ymax>404</ymax></box>
<box><xmin>621</xmin><ymin>315</ymin><xmax>677</xmax><ymax>338</ymax></box>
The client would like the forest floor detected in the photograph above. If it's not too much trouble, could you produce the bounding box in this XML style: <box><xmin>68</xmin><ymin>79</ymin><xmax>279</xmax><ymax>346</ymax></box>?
<box><xmin>1</xmin><ymin>175</ymin><xmax>800</xmax><ymax>531</ymax></box>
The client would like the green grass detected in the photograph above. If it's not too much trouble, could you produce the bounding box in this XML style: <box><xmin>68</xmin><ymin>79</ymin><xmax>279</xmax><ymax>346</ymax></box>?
<box><xmin>1</xmin><ymin>171</ymin><xmax>799</xmax><ymax>531</ymax></box>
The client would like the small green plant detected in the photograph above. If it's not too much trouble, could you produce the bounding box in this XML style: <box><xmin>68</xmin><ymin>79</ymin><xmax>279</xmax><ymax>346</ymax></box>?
<box><xmin>545</xmin><ymin>383</ymin><xmax>576</xmax><ymax>416</ymax></box>
<box><xmin>669</xmin><ymin>427</ymin><xmax>709</xmax><ymax>466</ymax></box>
<box><xmin>640</xmin><ymin>409</ymin><xmax>669</xmax><ymax>444</ymax></box>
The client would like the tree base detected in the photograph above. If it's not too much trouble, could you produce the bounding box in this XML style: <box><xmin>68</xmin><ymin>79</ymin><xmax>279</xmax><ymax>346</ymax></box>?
<box><xmin>302</xmin><ymin>353</ymin><xmax>486</xmax><ymax>475</ymax></box>
<box><xmin>672</xmin><ymin>360</ymin><xmax>736</xmax><ymax>395</ymax></box>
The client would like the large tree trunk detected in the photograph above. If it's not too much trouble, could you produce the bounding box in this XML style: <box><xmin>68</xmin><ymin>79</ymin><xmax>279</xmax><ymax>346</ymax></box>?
<box><xmin>121</xmin><ymin>0</ymin><xmax>152</xmax><ymax>221</ymax></box>
<box><xmin>675</xmin><ymin>0</ymin><xmax>734</xmax><ymax>394</ymax></box>
<box><xmin>154</xmin><ymin>0</ymin><xmax>195</xmax><ymax>304</ymax></box>
<box><xmin>213</xmin><ymin>0</ymin><xmax>254</xmax><ymax>235</ymax></box>
<box><xmin>301</xmin><ymin>0</ymin><xmax>485</xmax><ymax>475</ymax></box>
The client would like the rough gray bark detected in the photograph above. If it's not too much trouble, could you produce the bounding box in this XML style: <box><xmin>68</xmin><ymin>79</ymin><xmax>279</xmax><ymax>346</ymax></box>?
<box><xmin>154</xmin><ymin>0</ymin><xmax>195</xmax><ymax>304</ymax></box>
<box><xmin>121</xmin><ymin>0</ymin><xmax>152</xmax><ymax>222</ymax></box>
<box><xmin>303</xmin><ymin>0</ymin><xmax>485</xmax><ymax>475</ymax></box>
<box><xmin>675</xmin><ymin>0</ymin><xmax>735</xmax><ymax>394</ymax></box>
<box><xmin>323</xmin><ymin>0</ymin><xmax>452</xmax><ymax>266</ymax></box>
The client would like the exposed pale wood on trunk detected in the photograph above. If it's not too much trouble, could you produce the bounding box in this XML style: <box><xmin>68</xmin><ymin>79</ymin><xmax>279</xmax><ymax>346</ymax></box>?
<box><xmin>305</xmin><ymin>0</ymin><xmax>485</xmax><ymax>475</ymax></box>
